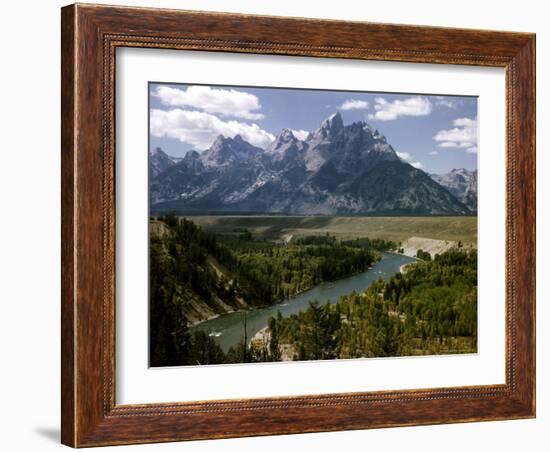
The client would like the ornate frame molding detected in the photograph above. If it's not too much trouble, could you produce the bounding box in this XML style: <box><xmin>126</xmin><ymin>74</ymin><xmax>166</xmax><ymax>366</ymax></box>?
<box><xmin>62</xmin><ymin>4</ymin><xmax>535</xmax><ymax>447</ymax></box>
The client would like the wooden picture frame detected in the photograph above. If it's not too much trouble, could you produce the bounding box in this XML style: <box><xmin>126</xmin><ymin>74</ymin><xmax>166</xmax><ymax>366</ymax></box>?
<box><xmin>61</xmin><ymin>3</ymin><xmax>536</xmax><ymax>447</ymax></box>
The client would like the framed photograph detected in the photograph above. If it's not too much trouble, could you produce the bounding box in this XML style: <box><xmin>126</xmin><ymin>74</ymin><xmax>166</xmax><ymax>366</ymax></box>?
<box><xmin>61</xmin><ymin>4</ymin><xmax>536</xmax><ymax>447</ymax></box>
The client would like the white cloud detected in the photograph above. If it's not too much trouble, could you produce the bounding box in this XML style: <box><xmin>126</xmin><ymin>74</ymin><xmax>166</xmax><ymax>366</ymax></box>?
<box><xmin>454</xmin><ymin>117</ymin><xmax>477</xmax><ymax>128</ymax></box>
<box><xmin>338</xmin><ymin>99</ymin><xmax>370</xmax><ymax>111</ymax></box>
<box><xmin>290</xmin><ymin>129</ymin><xmax>309</xmax><ymax>141</ymax></box>
<box><xmin>434</xmin><ymin>96</ymin><xmax>459</xmax><ymax>109</ymax></box>
<box><xmin>368</xmin><ymin>96</ymin><xmax>432</xmax><ymax>121</ymax></box>
<box><xmin>429</xmin><ymin>150</ymin><xmax>439</xmax><ymax>155</ymax></box>
<box><xmin>150</xmin><ymin>108</ymin><xmax>275</xmax><ymax>149</ymax></box>
<box><xmin>396</xmin><ymin>151</ymin><xmax>412</xmax><ymax>161</ymax></box>
<box><xmin>153</xmin><ymin>85</ymin><xmax>265</xmax><ymax>120</ymax></box>
<box><xmin>433</xmin><ymin>117</ymin><xmax>477</xmax><ymax>152</ymax></box>
<box><xmin>396</xmin><ymin>151</ymin><xmax>424</xmax><ymax>169</ymax></box>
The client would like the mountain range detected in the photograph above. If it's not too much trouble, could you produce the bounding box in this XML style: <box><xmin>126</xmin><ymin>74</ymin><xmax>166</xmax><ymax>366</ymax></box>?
<box><xmin>150</xmin><ymin>112</ymin><xmax>477</xmax><ymax>215</ymax></box>
<box><xmin>430</xmin><ymin>168</ymin><xmax>477</xmax><ymax>212</ymax></box>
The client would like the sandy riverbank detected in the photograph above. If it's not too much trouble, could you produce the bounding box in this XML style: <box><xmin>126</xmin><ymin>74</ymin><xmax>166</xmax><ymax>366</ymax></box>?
<box><xmin>399</xmin><ymin>236</ymin><xmax>472</xmax><ymax>258</ymax></box>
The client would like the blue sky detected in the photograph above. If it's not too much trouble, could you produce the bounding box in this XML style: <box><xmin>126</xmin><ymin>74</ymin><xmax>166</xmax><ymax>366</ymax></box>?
<box><xmin>149</xmin><ymin>82</ymin><xmax>478</xmax><ymax>174</ymax></box>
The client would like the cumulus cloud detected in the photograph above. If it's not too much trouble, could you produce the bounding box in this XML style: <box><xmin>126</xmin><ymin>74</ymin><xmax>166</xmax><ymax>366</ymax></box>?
<box><xmin>368</xmin><ymin>96</ymin><xmax>433</xmax><ymax>121</ymax></box>
<box><xmin>290</xmin><ymin>129</ymin><xmax>310</xmax><ymax>141</ymax></box>
<box><xmin>150</xmin><ymin>108</ymin><xmax>274</xmax><ymax>149</ymax></box>
<box><xmin>433</xmin><ymin>117</ymin><xmax>477</xmax><ymax>153</ymax></box>
<box><xmin>396</xmin><ymin>151</ymin><xmax>412</xmax><ymax>161</ymax></box>
<box><xmin>396</xmin><ymin>150</ymin><xmax>424</xmax><ymax>169</ymax></box>
<box><xmin>338</xmin><ymin>99</ymin><xmax>370</xmax><ymax>111</ymax></box>
<box><xmin>153</xmin><ymin>85</ymin><xmax>265</xmax><ymax>120</ymax></box>
<box><xmin>434</xmin><ymin>96</ymin><xmax>459</xmax><ymax>109</ymax></box>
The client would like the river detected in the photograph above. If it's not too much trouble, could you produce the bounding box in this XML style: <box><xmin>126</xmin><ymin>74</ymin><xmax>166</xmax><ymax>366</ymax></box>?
<box><xmin>189</xmin><ymin>252</ymin><xmax>416</xmax><ymax>352</ymax></box>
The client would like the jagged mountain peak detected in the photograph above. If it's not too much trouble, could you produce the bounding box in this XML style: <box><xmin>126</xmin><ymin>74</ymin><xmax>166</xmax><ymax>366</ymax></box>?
<box><xmin>279</xmin><ymin>128</ymin><xmax>296</xmax><ymax>141</ymax></box>
<box><xmin>431</xmin><ymin>168</ymin><xmax>477</xmax><ymax>213</ymax></box>
<box><xmin>209</xmin><ymin>133</ymin><xmax>247</xmax><ymax>148</ymax></box>
<box><xmin>312</xmin><ymin>112</ymin><xmax>344</xmax><ymax>139</ymax></box>
<box><xmin>149</xmin><ymin>147</ymin><xmax>178</xmax><ymax>177</ymax></box>
<box><xmin>266</xmin><ymin>128</ymin><xmax>306</xmax><ymax>164</ymax></box>
<box><xmin>151</xmin><ymin>146</ymin><xmax>167</xmax><ymax>156</ymax></box>
<box><xmin>209</xmin><ymin>134</ymin><xmax>232</xmax><ymax>150</ymax></box>
<box><xmin>435</xmin><ymin>168</ymin><xmax>476</xmax><ymax>182</ymax></box>
<box><xmin>447</xmin><ymin>167</ymin><xmax>468</xmax><ymax>174</ymax></box>
<box><xmin>303</xmin><ymin>113</ymin><xmax>398</xmax><ymax>172</ymax></box>
<box><xmin>271</xmin><ymin>128</ymin><xmax>298</xmax><ymax>146</ymax></box>
<box><xmin>449</xmin><ymin>168</ymin><xmax>475</xmax><ymax>178</ymax></box>
<box><xmin>201</xmin><ymin>134</ymin><xmax>262</xmax><ymax>167</ymax></box>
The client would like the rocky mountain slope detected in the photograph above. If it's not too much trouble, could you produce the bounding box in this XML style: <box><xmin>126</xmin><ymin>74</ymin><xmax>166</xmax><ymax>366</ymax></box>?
<box><xmin>431</xmin><ymin>168</ymin><xmax>478</xmax><ymax>212</ymax></box>
<box><xmin>150</xmin><ymin>218</ymin><xmax>252</xmax><ymax>326</ymax></box>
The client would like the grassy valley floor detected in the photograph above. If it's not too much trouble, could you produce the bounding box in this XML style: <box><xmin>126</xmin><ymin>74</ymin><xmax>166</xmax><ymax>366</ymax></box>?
<box><xmin>186</xmin><ymin>215</ymin><xmax>477</xmax><ymax>245</ymax></box>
